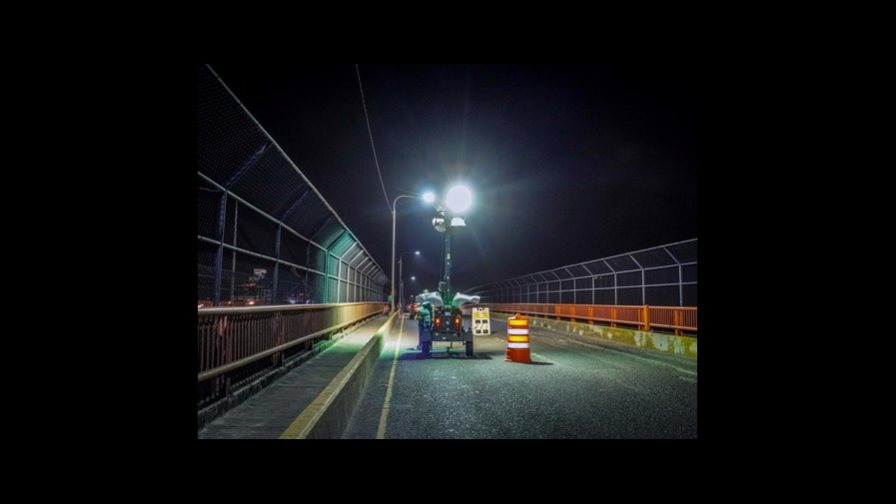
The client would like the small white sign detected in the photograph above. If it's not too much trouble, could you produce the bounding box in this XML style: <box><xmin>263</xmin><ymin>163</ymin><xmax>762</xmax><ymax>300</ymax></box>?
<box><xmin>472</xmin><ymin>307</ymin><xmax>491</xmax><ymax>335</ymax></box>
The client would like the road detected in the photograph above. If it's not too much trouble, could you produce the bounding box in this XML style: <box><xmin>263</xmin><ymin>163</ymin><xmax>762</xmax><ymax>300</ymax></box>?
<box><xmin>343</xmin><ymin>315</ymin><xmax>697</xmax><ymax>439</ymax></box>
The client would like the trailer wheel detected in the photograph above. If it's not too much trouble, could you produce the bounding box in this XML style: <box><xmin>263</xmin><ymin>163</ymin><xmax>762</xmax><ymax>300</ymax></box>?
<box><xmin>422</xmin><ymin>341</ymin><xmax>431</xmax><ymax>356</ymax></box>
<box><xmin>465</xmin><ymin>339</ymin><xmax>474</xmax><ymax>356</ymax></box>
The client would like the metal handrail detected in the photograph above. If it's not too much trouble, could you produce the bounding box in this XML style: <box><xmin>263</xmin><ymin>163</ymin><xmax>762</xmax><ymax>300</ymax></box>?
<box><xmin>198</xmin><ymin>301</ymin><xmax>376</xmax><ymax>316</ymax></box>
<box><xmin>198</xmin><ymin>309</ymin><xmax>380</xmax><ymax>382</ymax></box>
<box><xmin>198</xmin><ymin>302</ymin><xmax>385</xmax><ymax>398</ymax></box>
<box><xmin>485</xmin><ymin>303</ymin><xmax>697</xmax><ymax>335</ymax></box>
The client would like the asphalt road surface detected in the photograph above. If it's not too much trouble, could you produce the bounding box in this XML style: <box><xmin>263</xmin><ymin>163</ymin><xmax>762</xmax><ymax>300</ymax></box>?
<box><xmin>343</xmin><ymin>316</ymin><xmax>697</xmax><ymax>439</ymax></box>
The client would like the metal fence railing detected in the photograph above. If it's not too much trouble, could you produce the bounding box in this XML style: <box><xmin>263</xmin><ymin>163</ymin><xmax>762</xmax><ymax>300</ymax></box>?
<box><xmin>468</xmin><ymin>238</ymin><xmax>697</xmax><ymax>307</ymax></box>
<box><xmin>197</xmin><ymin>302</ymin><xmax>384</xmax><ymax>407</ymax></box>
<box><xmin>486</xmin><ymin>303</ymin><xmax>697</xmax><ymax>335</ymax></box>
<box><xmin>198</xmin><ymin>64</ymin><xmax>388</xmax><ymax>306</ymax></box>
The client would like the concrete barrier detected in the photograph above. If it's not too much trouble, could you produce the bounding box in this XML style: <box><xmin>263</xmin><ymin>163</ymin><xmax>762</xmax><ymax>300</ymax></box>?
<box><xmin>279</xmin><ymin>312</ymin><xmax>398</xmax><ymax>439</ymax></box>
<box><xmin>491</xmin><ymin>312</ymin><xmax>697</xmax><ymax>359</ymax></box>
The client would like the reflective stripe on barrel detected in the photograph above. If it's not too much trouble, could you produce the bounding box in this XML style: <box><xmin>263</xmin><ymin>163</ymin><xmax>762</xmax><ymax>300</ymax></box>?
<box><xmin>506</xmin><ymin>314</ymin><xmax>531</xmax><ymax>363</ymax></box>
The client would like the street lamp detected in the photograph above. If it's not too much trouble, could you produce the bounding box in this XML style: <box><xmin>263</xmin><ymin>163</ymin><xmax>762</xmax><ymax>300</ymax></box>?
<box><xmin>391</xmin><ymin>194</ymin><xmax>434</xmax><ymax>311</ymax></box>
<box><xmin>407</xmin><ymin>276</ymin><xmax>416</xmax><ymax>306</ymax></box>
<box><xmin>398</xmin><ymin>250</ymin><xmax>421</xmax><ymax>313</ymax></box>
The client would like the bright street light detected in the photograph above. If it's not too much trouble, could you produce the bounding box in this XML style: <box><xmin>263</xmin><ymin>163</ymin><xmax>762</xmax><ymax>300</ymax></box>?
<box><xmin>422</xmin><ymin>191</ymin><xmax>436</xmax><ymax>204</ymax></box>
<box><xmin>445</xmin><ymin>185</ymin><xmax>472</xmax><ymax>213</ymax></box>
<box><xmin>398</xmin><ymin>250</ymin><xmax>422</xmax><ymax>314</ymax></box>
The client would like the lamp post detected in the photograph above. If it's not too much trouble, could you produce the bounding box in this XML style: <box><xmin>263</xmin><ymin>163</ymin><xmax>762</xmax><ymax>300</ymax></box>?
<box><xmin>391</xmin><ymin>194</ymin><xmax>434</xmax><ymax>312</ymax></box>
<box><xmin>398</xmin><ymin>250</ymin><xmax>420</xmax><ymax>313</ymax></box>
<box><xmin>405</xmin><ymin>276</ymin><xmax>416</xmax><ymax>308</ymax></box>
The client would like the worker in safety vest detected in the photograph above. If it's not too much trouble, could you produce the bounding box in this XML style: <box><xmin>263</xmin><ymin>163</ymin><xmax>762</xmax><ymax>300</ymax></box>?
<box><xmin>416</xmin><ymin>301</ymin><xmax>433</xmax><ymax>349</ymax></box>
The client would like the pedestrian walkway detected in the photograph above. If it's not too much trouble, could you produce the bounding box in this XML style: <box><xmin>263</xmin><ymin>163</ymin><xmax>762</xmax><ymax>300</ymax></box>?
<box><xmin>198</xmin><ymin>315</ymin><xmax>388</xmax><ymax>439</ymax></box>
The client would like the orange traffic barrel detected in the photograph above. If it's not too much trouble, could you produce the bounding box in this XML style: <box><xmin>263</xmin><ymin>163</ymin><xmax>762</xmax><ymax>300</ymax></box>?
<box><xmin>506</xmin><ymin>314</ymin><xmax>531</xmax><ymax>363</ymax></box>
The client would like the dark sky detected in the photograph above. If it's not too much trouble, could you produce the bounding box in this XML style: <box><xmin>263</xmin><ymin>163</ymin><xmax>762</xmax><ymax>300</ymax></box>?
<box><xmin>210</xmin><ymin>64</ymin><xmax>700</xmax><ymax>294</ymax></box>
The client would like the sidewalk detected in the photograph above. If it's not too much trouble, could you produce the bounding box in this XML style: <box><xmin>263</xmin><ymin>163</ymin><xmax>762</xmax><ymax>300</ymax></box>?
<box><xmin>198</xmin><ymin>315</ymin><xmax>388</xmax><ymax>439</ymax></box>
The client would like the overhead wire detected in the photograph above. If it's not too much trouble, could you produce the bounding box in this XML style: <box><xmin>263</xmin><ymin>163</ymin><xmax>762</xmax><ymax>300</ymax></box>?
<box><xmin>355</xmin><ymin>64</ymin><xmax>392</xmax><ymax>214</ymax></box>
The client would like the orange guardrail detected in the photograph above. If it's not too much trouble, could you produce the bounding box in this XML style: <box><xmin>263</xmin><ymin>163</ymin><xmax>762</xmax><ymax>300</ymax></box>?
<box><xmin>484</xmin><ymin>303</ymin><xmax>697</xmax><ymax>335</ymax></box>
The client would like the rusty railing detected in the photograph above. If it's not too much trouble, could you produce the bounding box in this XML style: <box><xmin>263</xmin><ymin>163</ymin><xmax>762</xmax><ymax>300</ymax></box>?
<box><xmin>197</xmin><ymin>302</ymin><xmax>384</xmax><ymax>406</ymax></box>
<box><xmin>484</xmin><ymin>303</ymin><xmax>697</xmax><ymax>335</ymax></box>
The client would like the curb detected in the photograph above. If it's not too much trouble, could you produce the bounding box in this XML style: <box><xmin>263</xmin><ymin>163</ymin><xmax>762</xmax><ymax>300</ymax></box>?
<box><xmin>279</xmin><ymin>312</ymin><xmax>398</xmax><ymax>439</ymax></box>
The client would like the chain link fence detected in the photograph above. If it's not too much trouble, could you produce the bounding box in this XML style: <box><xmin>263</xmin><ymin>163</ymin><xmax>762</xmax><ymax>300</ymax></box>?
<box><xmin>198</xmin><ymin>64</ymin><xmax>387</xmax><ymax>306</ymax></box>
<box><xmin>469</xmin><ymin>239</ymin><xmax>697</xmax><ymax>307</ymax></box>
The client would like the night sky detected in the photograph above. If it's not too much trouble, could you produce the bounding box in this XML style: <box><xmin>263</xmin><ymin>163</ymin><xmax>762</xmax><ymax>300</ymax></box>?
<box><xmin>209</xmin><ymin>64</ymin><xmax>700</xmax><ymax>295</ymax></box>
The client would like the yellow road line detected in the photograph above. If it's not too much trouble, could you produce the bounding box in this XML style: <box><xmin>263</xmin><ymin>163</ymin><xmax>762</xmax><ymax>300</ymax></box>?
<box><xmin>376</xmin><ymin>318</ymin><xmax>404</xmax><ymax>439</ymax></box>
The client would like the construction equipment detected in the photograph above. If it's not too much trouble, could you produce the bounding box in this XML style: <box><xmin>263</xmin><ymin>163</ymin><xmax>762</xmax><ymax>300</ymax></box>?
<box><xmin>415</xmin><ymin>291</ymin><xmax>479</xmax><ymax>356</ymax></box>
